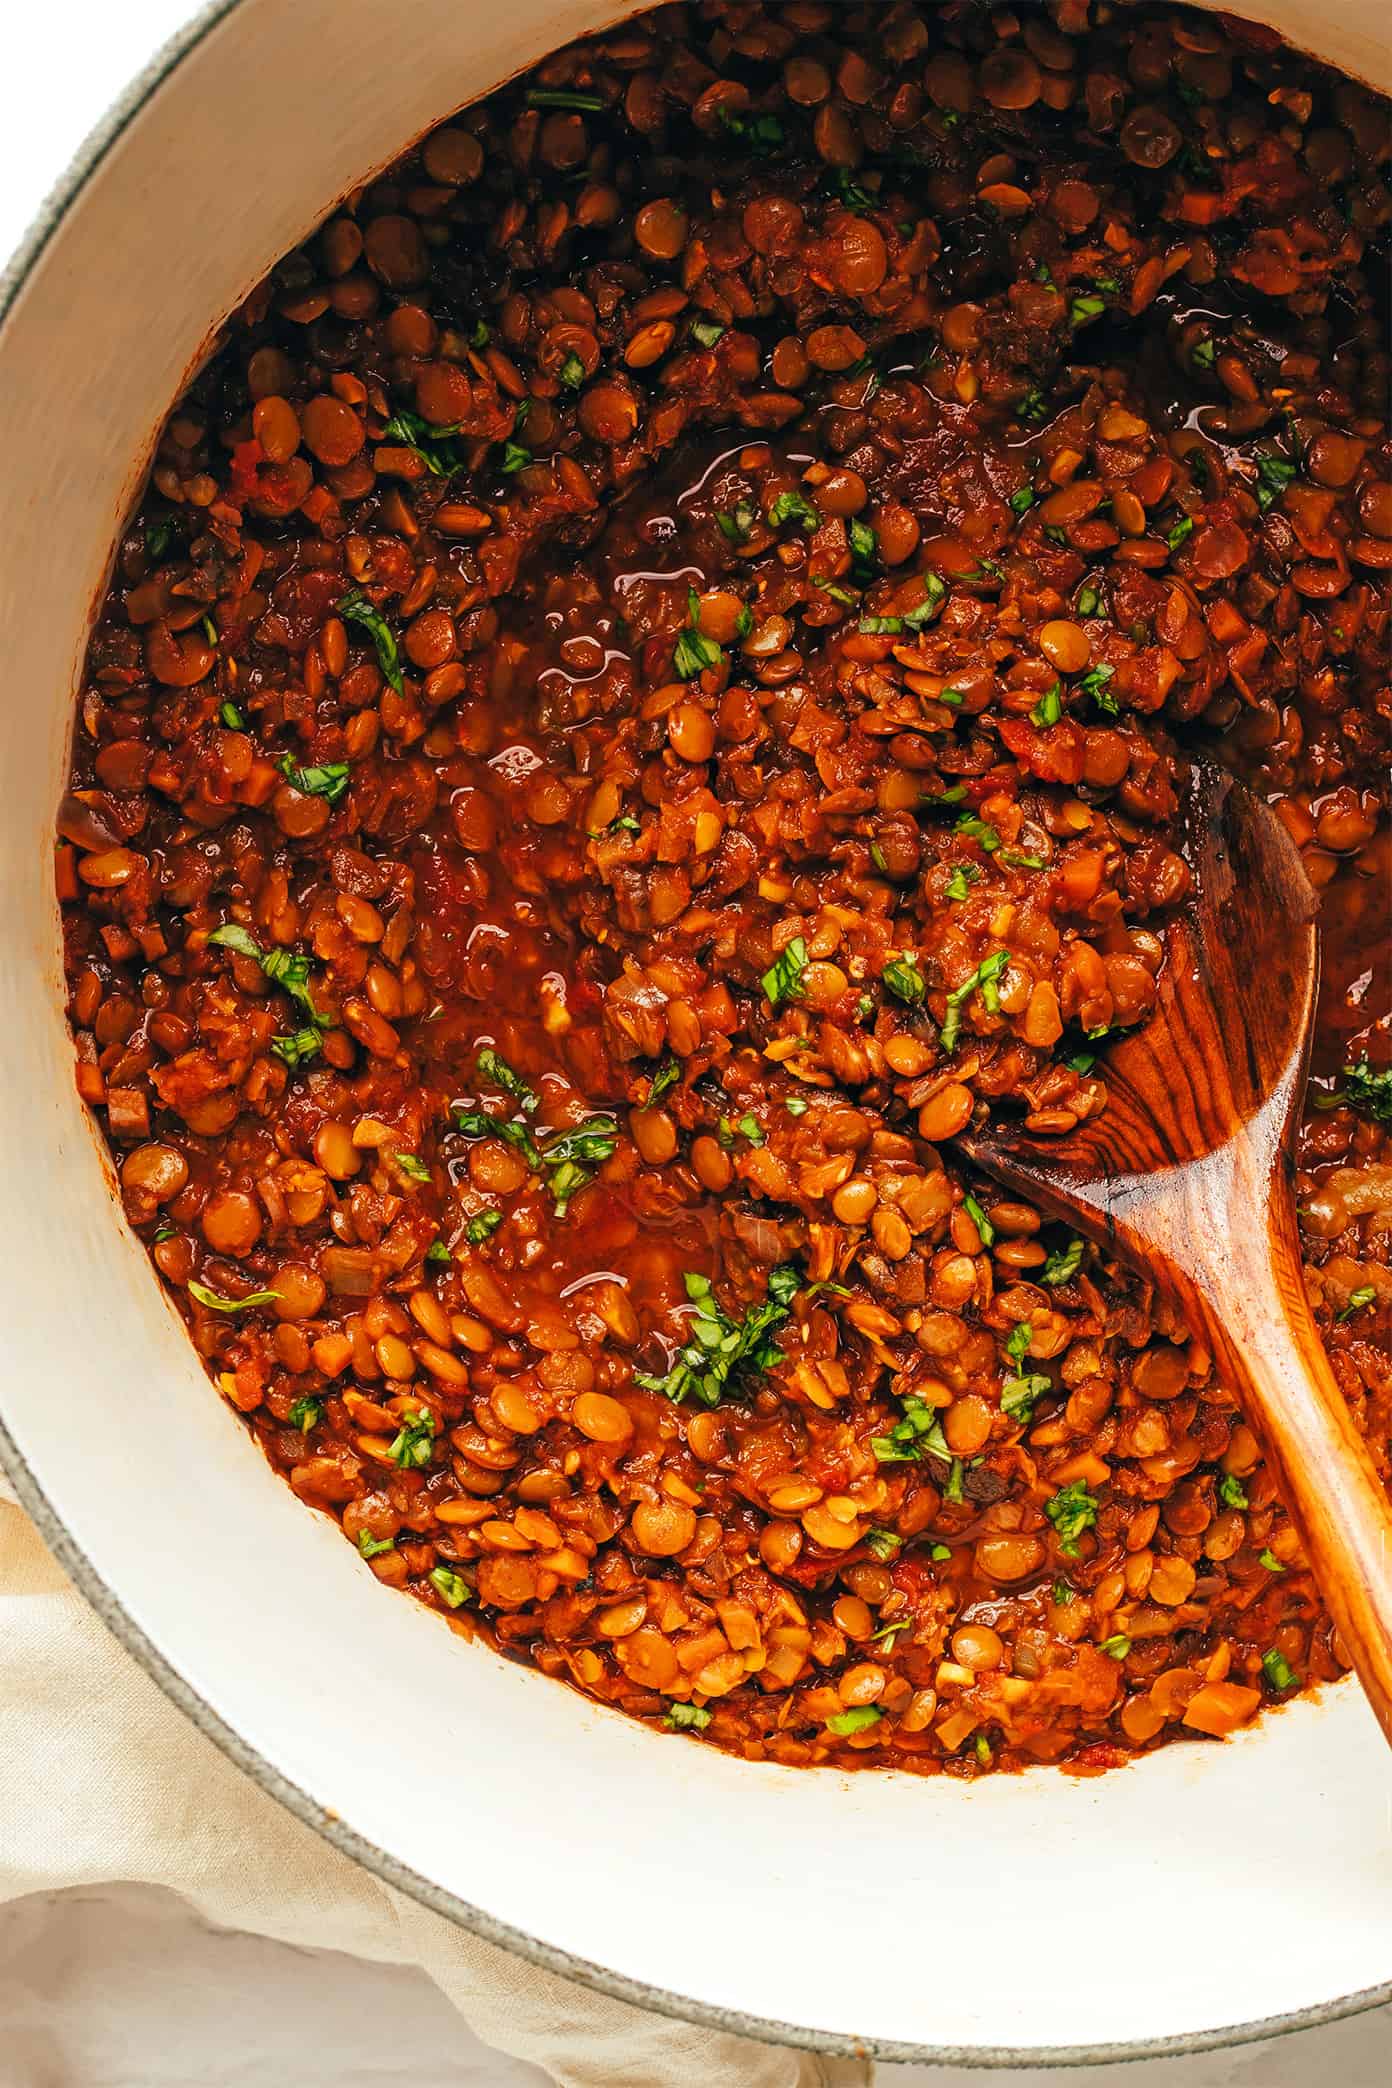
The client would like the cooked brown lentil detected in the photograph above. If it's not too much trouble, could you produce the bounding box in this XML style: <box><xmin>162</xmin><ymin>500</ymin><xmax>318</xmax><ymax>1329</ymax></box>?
<box><xmin>60</xmin><ymin>0</ymin><xmax>1392</xmax><ymax>1777</ymax></box>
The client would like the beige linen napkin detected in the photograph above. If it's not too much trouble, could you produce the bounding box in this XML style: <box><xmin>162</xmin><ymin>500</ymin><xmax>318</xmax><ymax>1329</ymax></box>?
<box><xmin>0</xmin><ymin>1484</ymin><xmax>868</xmax><ymax>2088</ymax></box>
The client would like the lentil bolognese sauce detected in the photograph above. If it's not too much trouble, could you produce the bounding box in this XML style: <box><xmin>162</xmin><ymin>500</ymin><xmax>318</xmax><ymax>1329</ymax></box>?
<box><xmin>60</xmin><ymin>0</ymin><xmax>1391</xmax><ymax>1775</ymax></box>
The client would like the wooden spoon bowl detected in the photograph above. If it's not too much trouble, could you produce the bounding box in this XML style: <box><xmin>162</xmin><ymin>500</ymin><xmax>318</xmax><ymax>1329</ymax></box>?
<box><xmin>961</xmin><ymin>756</ymin><xmax>1392</xmax><ymax>1745</ymax></box>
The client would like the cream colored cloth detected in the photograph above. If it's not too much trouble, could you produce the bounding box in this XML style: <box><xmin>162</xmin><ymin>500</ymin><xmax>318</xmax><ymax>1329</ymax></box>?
<box><xmin>0</xmin><ymin>1484</ymin><xmax>868</xmax><ymax>2088</ymax></box>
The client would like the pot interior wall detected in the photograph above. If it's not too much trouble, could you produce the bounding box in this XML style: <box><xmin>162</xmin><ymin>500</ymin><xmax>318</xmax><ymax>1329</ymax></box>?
<box><xmin>1</xmin><ymin>0</ymin><xmax>1390</xmax><ymax>2057</ymax></box>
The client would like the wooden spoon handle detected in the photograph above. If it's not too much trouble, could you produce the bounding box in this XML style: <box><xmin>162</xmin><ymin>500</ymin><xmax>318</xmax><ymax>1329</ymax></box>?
<box><xmin>1186</xmin><ymin>1211</ymin><xmax>1392</xmax><ymax>1746</ymax></box>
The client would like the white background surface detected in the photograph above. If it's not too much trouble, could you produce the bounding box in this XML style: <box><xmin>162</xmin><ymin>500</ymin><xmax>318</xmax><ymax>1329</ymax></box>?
<box><xmin>2</xmin><ymin>6</ymin><xmax>1390</xmax><ymax>2085</ymax></box>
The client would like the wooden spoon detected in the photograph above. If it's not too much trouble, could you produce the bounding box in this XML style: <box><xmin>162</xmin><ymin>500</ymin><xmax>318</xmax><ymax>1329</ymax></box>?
<box><xmin>960</xmin><ymin>755</ymin><xmax>1392</xmax><ymax>1746</ymax></box>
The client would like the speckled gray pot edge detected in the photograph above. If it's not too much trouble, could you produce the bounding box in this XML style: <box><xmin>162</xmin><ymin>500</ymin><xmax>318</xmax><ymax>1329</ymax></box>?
<box><xmin>2</xmin><ymin>0</ymin><xmax>1391</xmax><ymax>2065</ymax></box>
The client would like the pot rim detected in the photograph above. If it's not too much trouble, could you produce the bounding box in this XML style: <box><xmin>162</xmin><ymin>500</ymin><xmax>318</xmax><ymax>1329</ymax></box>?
<box><xmin>3</xmin><ymin>0</ymin><xmax>1389</xmax><ymax>2065</ymax></box>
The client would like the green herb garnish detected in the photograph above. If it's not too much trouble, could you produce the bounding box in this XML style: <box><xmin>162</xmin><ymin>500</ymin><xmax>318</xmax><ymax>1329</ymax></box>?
<box><xmin>1029</xmin><ymin>683</ymin><xmax>1063</xmax><ymax>728</ymax></box>
<box><xmin>1041</xmin><ymin>1236</ymin><xmax>1085</xmax><ymax>1286</ymax></box>
<box><xmin>665</xmin><ymin>1701</ymin><xmax>713</xmax><ymax>1731</ymax></box>
<box><xmin>1046</xmin><ymin>1480</ymin><xmax>1099</xmax><ymax>1557</ymax></box>
<box><xmin>389</xmin><ymin>1410</ymin><xmax>437</xmax><ymax>1469</ymax></box>
<box><xmin>476</xmin><ymin>1048</ymin><xmax>539</xmax><ymax>1115</ymax></box>
<box><xmin>358</xmin><ymin>1532</ymin><xmax>396</xmax><ymax>1560</ymax></box>
<box><xmin>883</xmin><ymin>954</ymin><xmax>925</xmax><ymax>1005</ymax></box>
<box><xmin>1337</xmin><ymin>1285</ymin><xmax>1377</xmax><ymax>1323</ymax></box>
<box><xmin>761</xmin><ymin>936</ymin><xmax>808</xmax><ymax>1009</ymax></box>
<box><xmin>277</xmin><ymin>754</ymin><xmax>351</xmax><ymax>806</ymax></box>
<box><xmin>1218</xmin><ymin>1472</ymin><xmax>1249</xmax><ymax>1509</ymax></box>
<box><xmin>287</xmin><ymin>1396</ymin><xmax>322</xmax><ymax>1433</ymax></box>
<box><xmin>1262</xmin><ymin>1649</ymin><xmax>1299</xmax><ymax>1691</ymax></box>
<box><xmin>769</xmin><ymin>488</ymin><xmax>820</xmax><ymax>532</ymax></box>
<box><xmin>634</xmin><ymin>1265</ymin><xmax>803</xmax><ymax>1409</ymax></box>
<box><xmin>337</xmin><ymin>590</ymin><xmax>404</xmax><ymax>693</ymax></box>
<box><xmin>939</xmin><ymin>948</ymin><xmax>1009</xmax><ymax>1054</ymax></box>
<box><xmin>526</xmin><ymin>87</ymin><xmax>604</xmax><ymax>111</ymax></box>
<box><xmin>674</xmin><ymin>585</ymin><xmax>723</xmax><ymax>680</ymax></box>
<box><xmin>188</xmin><ymin>1280</ymin><xmax>280</xmax><ymax>1314</ymax></box>
<box><xmin>429</xmin><ymin>1565</ymin><xmax>472</xmax><ymax>1607</ymax></box>
<box><xmin>826</xmin><ymin>1706</ymin><xmax>881</xmax><ymax>1737</ymax></box>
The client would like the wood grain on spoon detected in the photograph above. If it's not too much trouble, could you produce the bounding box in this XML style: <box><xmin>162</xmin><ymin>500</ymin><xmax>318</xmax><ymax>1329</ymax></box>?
<box><xmin>961</xmin><ymin>757</ymin><xmax>1392</xmax><ymax>1749</ymax></box>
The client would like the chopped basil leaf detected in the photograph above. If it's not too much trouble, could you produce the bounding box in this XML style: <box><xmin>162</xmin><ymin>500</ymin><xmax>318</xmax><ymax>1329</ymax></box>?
<box><xmin>939</xmin><ymin>947</ymin><xmax>1009</xmax><ymax>1054</ymax></box>
<box><xmin>1081</xmin><ymin>662</ymin><xmax>1117</xmax><ymax>713</ymax></box>
<box><xmin>389</xmin><ymin>1410</ymin><xmax>436</xmax><ymax>1469</ymax></box>
<box><xmin>848</xmin><ymin>518</ymin><xmax>878</xmax><ymax>576</ymax></box>
<box><xmin>829</xmin><ymin>165</ymin><xmax>873</xmax><ymax>212</ymax></box>
<box><xmin>718</xmin><ymin>105</ymin><xmax>785</xmax><ymax>153</ymax></box>
<box><xmin>871</xmin><ymin>1393</ymin><xmax>950</xmax><ymax>1466</ymax></box>
<box><xmin>1262</xmin><ymin>1649</ymin><xmax>1299</xmax><ymax>1691</ymax></box>
<box><xmin>1005</xmin><ymin>1322</ymin><xmax>1033</xmax><ymax>1364</ymax></box>
<box><xmin>1029</xmin><ymin>682</ymin><xmax>1063</xmax><ymax>728</ymax></box>
<box><xmin>379</xmin><ymin>408</ymin><xmax>463</xmax><ymax>477</ymax></box>
<box><xmin>1045</xmin><ymin>1479</ymin><xmax>1099</xmax><ymax>1556</ymax></box>
<box><xmin>761</xmin><ymin>936</ymin><xmax>808</xmax><ymax>1009</ymax></box>
<box><xmin>716</xmin><ymin>500</ymin><xmax>757</xmax><ymax>543</ymax></box>
<box><xmin>277</xmin><ymin>754</ymin><xmax>351</xmax><ymax>806</ymax></box>
<box><xmin>337</xmin><ymin>590</ymin><xmax>404</xmax><ymax>693</ymax></box>
<box><xmin>1321</xmin><ymin>1055</ymin><xmax>1392</xmax><ymax>1125</ymax></box>
<box><xmin>271</xmin><ymin>1025</ymin><xmax>324</xmax><ymax>1071</ymax></box>
<box><xmin>953</xmin><ymin>811</ymin><xmax>1000</xmax><ymax>852</ymax></box>
<box><xmin>476</xmin><ymin>1047</ymin><xmax>539</xmax><ymax>1114</ymax></box>
<box><xmin>525</xmin><ymin>87</ymin><xmax>604</xmax><ymax>111</ymax></box>
<box><xmin>674</xmin><ymin>585</ymin><xmax>724</xmax><ymax>679</ymax></box>
<box><xmin>642</xmin><ymin>1060</ymin><xmax>681</xmax><ymax>1109</ymax></box>
<box><xmin>1001</xmin><ymin>1372</ymin><xmax>1051</xmax><ymax>1423</ymax></box>
<box><xmin>903</xmin><ymin>572</ymin><xmax>947</xmax><ymax>628</ymax></box>
<box><xmin>1256</xmin><ymin>454</ymin><xmax>1297</xmax><ymax>511</ymax></box>
<box><xmin>769</xmin><ymin>488</ymin><xmax>820</xmax><ymax>531</ymax></box>
<box><xmin>633</xmin><ymin>1264</ymin><xmax>803</xmax><ymax>1409</ymax></box>
<box><xmin>826</xmin><ymin>1706</ymin><xmax>881</xmax><ymax>1736</ymax></box>
<box><xmin>1041</xmin><ymin>1236</ymin><xmax>1085</xmax><ymax>1286</ymax></box>
<box><xmin>430</xmin><ymin>1565</ymin><xmax>472</xmax><ymax>1608</ymax></box>
<box><xmin>665</xmin><ymin>1701</ymin><xmax>712</xmax><ymax>1731</ymax></box>
<box><xmin>883</xmin><ymin>954</ymin><xmax>925</xmax><ymax>1005</ymax></box>
<box><xmin>188</xmin><ymin>1279</ymin><xmax>280</xmax><ymax>1314</ymax></box>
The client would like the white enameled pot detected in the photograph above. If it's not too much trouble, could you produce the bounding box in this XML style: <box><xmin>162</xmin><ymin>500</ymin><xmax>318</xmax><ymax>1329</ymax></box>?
<box><xmin>1</xmin><ymin>0</ymin><xmax>1389</xmax><ymax>2064</ymax></box>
